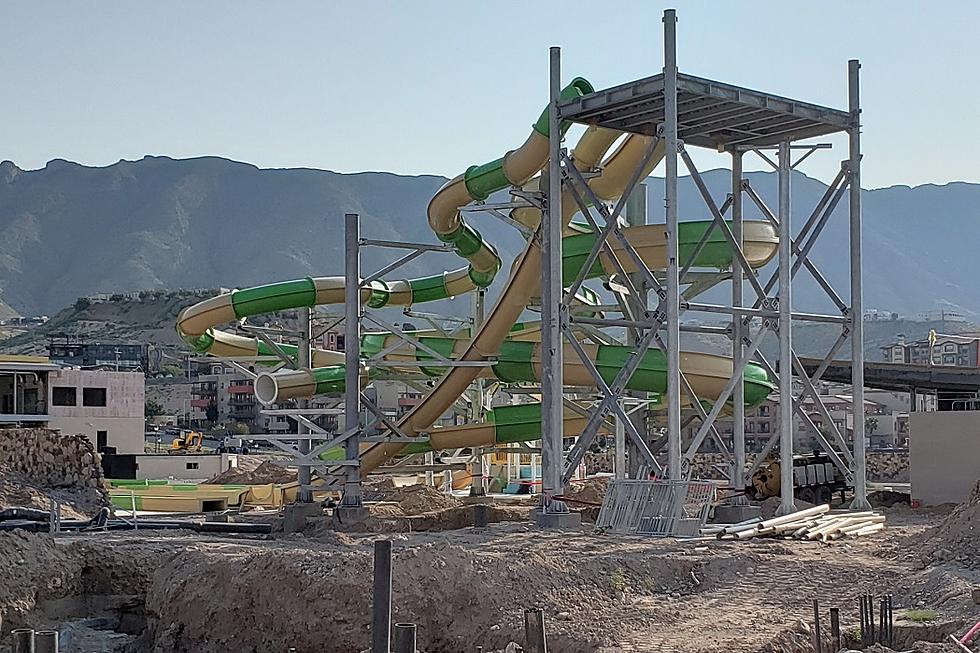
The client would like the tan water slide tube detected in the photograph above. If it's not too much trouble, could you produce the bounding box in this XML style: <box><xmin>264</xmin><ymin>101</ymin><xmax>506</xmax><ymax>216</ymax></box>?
<box><xmin>175</xmin><ymin>76</ymin><xmax>778</xmax><ymax>476</ymax></box>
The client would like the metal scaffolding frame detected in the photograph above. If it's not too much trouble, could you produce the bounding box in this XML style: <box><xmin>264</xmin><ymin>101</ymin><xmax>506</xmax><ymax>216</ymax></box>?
<box><xmin>539</xmin><ymin>9</ymin><xmax>868</xmax><ymax>515</ymax></box>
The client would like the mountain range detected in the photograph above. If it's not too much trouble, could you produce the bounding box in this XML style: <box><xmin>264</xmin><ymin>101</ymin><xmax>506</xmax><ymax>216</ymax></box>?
<box><xmin>0</xmin><ymin>156</ymin><xmax>977</xmax><ymax>321</ymax></box>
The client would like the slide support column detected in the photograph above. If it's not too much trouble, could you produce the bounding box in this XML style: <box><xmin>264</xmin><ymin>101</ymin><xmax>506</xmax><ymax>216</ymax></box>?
<box><xmin>664</xmin><ymin>9</ymin><xmax>682</xmax><ymax>480</ymax></box>
<box><xmin>731</xmin><ymin>150</ymin><xmax>746</xmax><ymax>497</ymax></box>
<box><xmin>470</xmin><ymin>288</ymin><xmax>488</xmax><ymax>496</ymax></box>
<box><xmin>341</xmin><ymin>212</ymin><xmax>364</xmax><ymax>508</ymax></box>
<box><xmin>848</xmin><ymin>60</ymin><xmax>870</xmax><ymax>509</ymax></box>
<box><xmin>298</xmin><ymin>307</ymin><xmax>312</xmax><ymax>503</ymax></box>
<box><xmin>539</xmin><ymin>46</ymin><xmax>568</xmax><ymax>517</ymax></box>
<box><xmin>777</xmin><ymin>140</ymin><xmax>795</xmax><ymax>516</ymax></box>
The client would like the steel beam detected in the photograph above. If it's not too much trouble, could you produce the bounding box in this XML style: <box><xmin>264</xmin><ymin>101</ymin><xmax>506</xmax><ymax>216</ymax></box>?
<box><xmin>297</xmin><ymin>306</ymin><xmax>313</xmax><ymax>503</ymax></box>
<box><xmin>540</xmin><ymin>46</ymin><xmax>566</xmax><ymax>513</ymax></box>
<box><xmin>776</xmin><ymin>140</ymin><xmax>795</xmax><ymax>516</ymax></box>
<box><xmin>849</xmin><ymin>60</ymin><xmax>870</xmax><ymax>509</ymax></box>
<box><xmin>731</xmin><ymin>150</ymin><xmax>746</xmax><ymax>495</ymax></box>
<box><xmin>664</xmin><ymin>8</ymin><xmax>682</xmax><ymax>481</ymax></box>
<box><xmin>470</xmin><ymin>288</ymin><xmax>487</xmax><ymax>496</ymax></box>
<box><xmin>342</xmin><ymin>212</ymin><xmax>363</xmax><ymax>508</ymax></box>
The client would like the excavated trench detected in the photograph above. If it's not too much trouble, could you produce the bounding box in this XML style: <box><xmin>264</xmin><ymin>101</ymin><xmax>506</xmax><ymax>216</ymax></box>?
<box><xmin>3</xmin><ymin>520</ymin><xmax>977</xmax><ymax>653</ymax></box>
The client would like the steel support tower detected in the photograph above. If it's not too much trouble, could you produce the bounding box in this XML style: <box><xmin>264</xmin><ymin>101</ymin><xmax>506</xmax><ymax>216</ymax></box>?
<box><xmin>539</xmin><ymin>8</ymin><xmax>868</xmax><ymax>514</ymax></box>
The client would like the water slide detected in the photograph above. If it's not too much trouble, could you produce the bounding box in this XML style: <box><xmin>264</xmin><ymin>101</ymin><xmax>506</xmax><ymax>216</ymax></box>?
<box><xmin>176</xmin><ymin>76</ymin><xmax>778</xmax><ymax>476</ymax></box>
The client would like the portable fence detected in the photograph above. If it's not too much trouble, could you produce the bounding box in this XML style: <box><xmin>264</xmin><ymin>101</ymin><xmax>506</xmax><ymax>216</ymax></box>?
<box><xmin>596</xmin><ymin>479</ymin><xmax>715</xmax><ymax>537</ymax></box>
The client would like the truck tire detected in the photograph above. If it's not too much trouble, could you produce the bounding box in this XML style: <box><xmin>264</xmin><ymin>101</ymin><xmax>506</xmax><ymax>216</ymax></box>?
<box><xmin>815</xmin><ymin>485</ymin><xmax>833</xmax><ymax>506</ymax></box>
<box><xmin>799</xmin><ymin>487</ymin><xmax>816</xmax><ymax>504</ymax></box>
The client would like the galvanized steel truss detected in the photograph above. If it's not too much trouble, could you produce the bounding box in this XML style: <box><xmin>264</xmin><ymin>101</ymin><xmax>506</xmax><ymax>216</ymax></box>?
<box><xmin>539</xmin><ymin>9</ymin><xmax>868</xmax><ymax>515</ymax></box>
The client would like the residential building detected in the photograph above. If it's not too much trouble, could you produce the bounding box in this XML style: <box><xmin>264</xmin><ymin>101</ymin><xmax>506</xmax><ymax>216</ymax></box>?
<box><xmin>686</xmin><ymin>385</ymin><xmax>912</xmax><ymax>454</ymax></box>
<box><xmin>881</xmin><ymin>334</ymin><xmax>980</xmax><ymax>367</ymax></box>
<box><xmin>0</xmin><ymin>355</ymin><xmax>144</xmax><ymax>453</ymax></box>
<box><xmin>48</xmin><ymin>335</ymin><xmax>149</xmax><ymax>372</ymax></box>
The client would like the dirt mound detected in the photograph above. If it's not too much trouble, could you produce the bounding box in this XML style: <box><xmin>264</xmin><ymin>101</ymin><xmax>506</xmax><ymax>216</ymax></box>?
<box><xmin>0</xmin><ymin>465</ymin><xmax>107</xmax><ymax>519</ymax></box>
<box><xmin>0</xmin><ymin>531</ymin><xmax>84</xmax><ymax>633</ymax></box>
<box><xmin>137</xmin><ymin>532</ymin><xmax>704</xmax><ymax>652</ymax></box>
<box><xmin>206</xmin><ymin>459</ymin><xmax>296</xmax><ymax>485</ymax></box>
<box><xmin>918</xmin><ymin>480</ymin><xmax>980</xmax><ymax>568</ymax></box>
<box><xmin>363</xmin><ymin>482</ymin><xmax>461</xmax><ymax>515</ymax></box>
<box><xmin>561</xmin><ymin>476</ymin><xmax>611</xmax><ymax>522</ymax></box>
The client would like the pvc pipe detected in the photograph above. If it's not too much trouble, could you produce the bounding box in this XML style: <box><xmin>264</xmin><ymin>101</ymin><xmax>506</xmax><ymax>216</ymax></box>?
<box><xmin>757</xmin><ymin>504</ymin><xmax>829</xmax><ymax>530</ymax></box>
<box><xmin>733</xmin><ymin>527</ymin><xmax>761</xmax><ymax>540</ymax></box>
<box><xmin>34</xmin><ymin>631</ymin><xmax>57</xmax><ymax>653</ymax></box>
<box><xmin>850</xmin><ymin>523</ymin><xmax>884</xmax><ymax>537</ymax></box>
<box><xmin>958</xmin><ymin>617</ymin><xmax>980</xmax><ymax>645</ymax></box>
<box><xmin>12</xmin><ymin>628</ymin><xmax>34</xmax><ymax>653</ymax></box>
<box><xmin>393</xmin><ymin>623</ymin><xmax>417</xmax><ymax>653</ymax></box>
<box><xmin>719</xmin><ymin>517</ymin><xmax>765</xmax><ymax>535</ymax></box>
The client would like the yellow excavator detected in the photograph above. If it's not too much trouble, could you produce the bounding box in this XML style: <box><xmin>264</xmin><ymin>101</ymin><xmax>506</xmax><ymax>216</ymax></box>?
<box><xmin>168</xmin><ymin>430</ymin><xmax>203</xmax><ymax>454</ymax></box>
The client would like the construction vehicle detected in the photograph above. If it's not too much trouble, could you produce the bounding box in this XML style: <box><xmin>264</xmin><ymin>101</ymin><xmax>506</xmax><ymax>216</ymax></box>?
<box><xmin>168</xmin><ymin>430</ymin><xmax>204</xmax><ymax>454</ymax></box>
<box><xmin>748</xmin><ymin>452</ymin><xmax>849</xmax><ymax>505</ymax></box>
<box><xmin>216</xmin><ymin>437</ymin><xmax>250</xmax><ymax>454</ymax></box>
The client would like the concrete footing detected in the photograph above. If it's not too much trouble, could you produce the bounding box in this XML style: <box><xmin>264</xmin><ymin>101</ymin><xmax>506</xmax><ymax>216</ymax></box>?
<box><xmin>532</xmin><ymin>509</ymin><xmax>582</xmax><ymax>529</ymax></box>
<box><xmin>332</xmin><ymin>505</ymin><xmax>370</xmax><ymax>528</ymax></box>
<box><xmin>283</xmin><ymin>502</ymin><xmax>321</xmax><ymax>533</ymax></box>
<box><xmin>713</xmin><ymin>503</ymin><xmax>761</xmax><ymax>524</ymax></box>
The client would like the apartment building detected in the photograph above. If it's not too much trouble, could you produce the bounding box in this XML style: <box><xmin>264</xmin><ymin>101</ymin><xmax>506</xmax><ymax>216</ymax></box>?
<box><xmin>0</xmin><ymin>355</ymin><xmax>144</xmax><ymax>453</ymax></box>
<box><xmin>882</xmin><ymin>334</ymin><xmax>980</xmax><ymax>367</ymax></box>
<box><xmin>689</xmin><ymin>387</ymin><xmax>909</xmax><ymax>454</ymax></box>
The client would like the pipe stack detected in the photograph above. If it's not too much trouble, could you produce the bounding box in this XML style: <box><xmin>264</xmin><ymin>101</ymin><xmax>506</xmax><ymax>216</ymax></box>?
<box><xmin>705</xmin><ymin>504</ymin><xmax>886</xmax><ymax>541</ymax></box>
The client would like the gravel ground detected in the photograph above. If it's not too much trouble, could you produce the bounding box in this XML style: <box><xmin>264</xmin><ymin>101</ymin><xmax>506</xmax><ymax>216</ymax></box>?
<box><xmin>0</xmin><ymin>505</ymin><xmax>977</xmax><ymax>652</ymax></box>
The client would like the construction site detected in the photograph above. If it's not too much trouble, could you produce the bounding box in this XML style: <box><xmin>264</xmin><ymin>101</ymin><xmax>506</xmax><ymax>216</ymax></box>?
<box><xmin>3</xmin><ymin>8</ymin><xmax>980</xmax><ymax>653</ymax></box>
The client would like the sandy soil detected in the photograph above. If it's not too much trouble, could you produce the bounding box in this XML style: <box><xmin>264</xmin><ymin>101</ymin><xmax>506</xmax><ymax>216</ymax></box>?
<box><xmin>2</xmin><ymin>482</ymin><xmax>979</xmax><ymax>653</ymax></box>
<box><xmin>0</xmin><ymin>465</ymin><xmax>108</xmax><ymax>520</ymax></box>
<box><xmin>0</xmin><ymin>508</ymin><xmax>977</xmax><ymax>653</ymax></box>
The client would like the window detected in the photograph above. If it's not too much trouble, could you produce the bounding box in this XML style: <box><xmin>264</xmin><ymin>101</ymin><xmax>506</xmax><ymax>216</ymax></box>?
<box><xmin>944</xmin><ymin>343</ymin><xmax>956</xmax><ymax>353</ymax></box>
<box><xmin>758</xmin><ymin>405</ymin><xmax>770</xmax><ymax>416</ymax></box>
<box><xmin>83</xmin><ymin>387</ymin><xmax>107</xmax><ymax>407</ymax></box>
<box><xmin>186</xmin><ymin>462</ymin><xmax>199</xmax><ymax>470</ymax></box>
<box><xmin>52</xmin><ymin>386</ymin><xmax>77</xmax><ymax>406</ymax></box>
<box><xmin>96</xmin><ymin>430</ymin><xmax>107</xmax><ymax>452</ymax></box>
<box><xmin>758</xmin><ymin>422</ymin><xmax>770</xmax><ymax>433</ymax></box>
<box><xmin>745</xmin><ymin>421</ymin><xmax>755</xmax><ymax>433</ymax></box>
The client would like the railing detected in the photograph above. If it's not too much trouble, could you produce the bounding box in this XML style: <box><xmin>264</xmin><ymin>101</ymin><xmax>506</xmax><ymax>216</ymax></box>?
<box><xmin>596</xmin><ymin>479</ymin><xmax>716</xmax><ymax>537</ymax></box>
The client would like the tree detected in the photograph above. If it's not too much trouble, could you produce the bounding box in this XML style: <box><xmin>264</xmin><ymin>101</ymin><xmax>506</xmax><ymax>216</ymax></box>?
<box><xmin>205</xmin><ymin>401</ymin><xmax>219</xmax><ymax>423</ymax></box>
<box><xmin>144</xmin><ymin>399</ymin><xmax>164</xmax><ymax>418</ymax></box>
<box><xmin>231</xmin><ymin>422</ymin><xmax>250</xmax><ymax>435</ymax></box>
<box><xmin>73</xmin><ymin>297</ymin><xmax>91</xmax><ymax>311</ymax></box>
<box><xmin>865</xmin><ymin>416</ymin><xmax>879</xmax><ymax>435</ymax></box>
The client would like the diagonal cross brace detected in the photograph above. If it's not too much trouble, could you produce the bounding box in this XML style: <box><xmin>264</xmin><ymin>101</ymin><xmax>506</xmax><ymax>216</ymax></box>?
<box><xmin>560</xmin><ymin>142</ymin><xmax>665</xmax><ymax>302</ymax></box>
<box><xmin>561</xmin><ymin>168</ymin><xmax>651</xmax><ymax>309</ymax></box>
<box><xmin>743</xmin><ymin>173</ymin><xmax>849</xmax><ymax>312</ymax></box>
<box><xmin>683</xmin><ymin>324</ymin><xmax>769</xmax><ymax>460</ymax></box>
<box><xmin>752</xmin><ymin>351</ymin><xmax>852</xmax><ymax>481</ymax></box>
<box><xmin>362</xmin><ymin>310</ymin><xmax>457</xmax><ymax>365</ymax></box>
<box><xmin>561</xmin><ymin>325</ymin><xmax>663</xmax><ymax>484</ymax></box>
<box><xmin>680</xmin><ymin>148</ymin><xmax>768</xmax><ymax>301</ymax></box>
<box><xmin>678</xmin><ymin>195</ymin><xmax>734</xmax><ymax>284</ymax></box>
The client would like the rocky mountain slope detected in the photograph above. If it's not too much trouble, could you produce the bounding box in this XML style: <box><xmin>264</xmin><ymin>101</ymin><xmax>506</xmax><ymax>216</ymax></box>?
<box><xmin>0</xmin><ymin>156</ymin><xmax>976</xmax><ymax>320</ymax></box>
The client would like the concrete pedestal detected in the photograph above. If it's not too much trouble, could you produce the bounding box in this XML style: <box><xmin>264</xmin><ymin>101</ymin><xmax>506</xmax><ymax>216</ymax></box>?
<box><xmin>713</xmin><ymin>503</ymin><xmax>761</xmax><ymax>524</ymax></box>
<box><xmin>283</xmin><ymin>502</ymin><xmax>321</xmax><ymax>533</ymax></box>
<box><xmin>332</xmin><ymin>505</ymin><xmax>370</xmax><ymax>528</ymax></box>
<box><xmin>532</xmin><ymin>508</ymin><xmax>582</xmax><ymax>529</ymax></box>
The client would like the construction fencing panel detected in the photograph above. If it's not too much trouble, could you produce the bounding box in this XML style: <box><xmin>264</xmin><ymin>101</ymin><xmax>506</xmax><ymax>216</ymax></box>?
<box><xmin>596</xmin><ymin>479</ymin><xmax>716</xmax><ymax>537</ymax></box>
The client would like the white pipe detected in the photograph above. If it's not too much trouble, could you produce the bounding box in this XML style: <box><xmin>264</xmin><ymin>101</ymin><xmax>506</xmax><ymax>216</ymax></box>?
<box><xmin>757</xmin><ymin>503</ymin><xmax>830</xmax><ymax>530</ymax></box>
<box><xmin>850</xmin><ymin>523</ymin><xmax>884</xmax><ymax>537</ymax></box>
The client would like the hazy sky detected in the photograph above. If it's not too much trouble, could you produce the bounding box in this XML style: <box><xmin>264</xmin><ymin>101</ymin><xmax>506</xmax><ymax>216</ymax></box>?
<box><xmin>3</xmin><ymin>2</ymin><xmax>978</xmax><ymax>189</ymax></box>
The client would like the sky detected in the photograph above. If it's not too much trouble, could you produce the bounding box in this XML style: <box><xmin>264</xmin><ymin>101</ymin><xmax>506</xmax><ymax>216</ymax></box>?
<box><xmin>2</xmin><ymin>1</ymin><xmax>978</xmax><ymax>189</ymax></box>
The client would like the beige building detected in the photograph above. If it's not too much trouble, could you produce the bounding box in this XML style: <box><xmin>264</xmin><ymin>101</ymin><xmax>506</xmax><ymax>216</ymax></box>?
<box><xmin>0</xmin><ymin>356</ymin><xmax>144</xmax><ymax>454</ymax></box>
